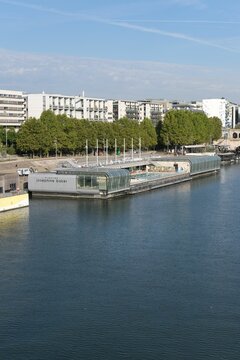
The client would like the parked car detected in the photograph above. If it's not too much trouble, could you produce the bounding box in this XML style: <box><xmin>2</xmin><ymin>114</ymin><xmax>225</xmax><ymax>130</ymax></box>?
<box><xmin>17</xmin><ymin>168</ymin><xmax>34</xmax><ymax>176</ymax></box>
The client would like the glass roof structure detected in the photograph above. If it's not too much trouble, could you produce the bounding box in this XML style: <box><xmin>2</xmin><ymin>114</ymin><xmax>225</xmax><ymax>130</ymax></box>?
<box><xmin>57</xmin><ymin>167</ymin><xmax>130</xmax><ymax>194</ymax></box>
<box><xmin>153</xmin><ymin>155</ymin><xmax>221</xmax><ymax>175</ymax></box>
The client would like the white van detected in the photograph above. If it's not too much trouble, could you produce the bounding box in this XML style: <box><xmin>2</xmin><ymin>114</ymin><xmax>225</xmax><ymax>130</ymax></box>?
<box><xmin>17</xmin><ymin>168</ymin><xmax>34</xmax><ymax>176</ymax></box>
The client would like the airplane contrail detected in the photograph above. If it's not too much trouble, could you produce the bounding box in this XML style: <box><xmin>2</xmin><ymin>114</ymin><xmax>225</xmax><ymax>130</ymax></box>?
<box><xmin>0</xmin><ymin>0</ymin><xmax>238</xmax><ymax>53</ymax></box>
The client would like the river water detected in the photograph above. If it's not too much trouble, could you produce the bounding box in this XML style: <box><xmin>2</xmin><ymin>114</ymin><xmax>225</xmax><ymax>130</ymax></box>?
<box><xmin>1</xmin><ymin>164</ymin><xmax>240</xmax><ymax>360</ymax></box>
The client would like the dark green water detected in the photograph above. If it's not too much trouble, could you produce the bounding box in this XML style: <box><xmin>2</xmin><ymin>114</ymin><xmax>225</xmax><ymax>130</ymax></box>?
<box><xmin>1</xmin><ymin>164</ymin><xmax>240</xmax><ymax>360</ymax></box>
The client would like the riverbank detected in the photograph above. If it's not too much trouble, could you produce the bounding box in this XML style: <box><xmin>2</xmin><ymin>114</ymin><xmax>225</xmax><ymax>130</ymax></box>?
<box><xmin>0</xmin><ymin>152</ymin><xmax>159</xmax><ymax>174</ymax></box>
<box><xmin>0</xmin><ymin>156</ymin><xmax>62</xmax><ymax>174</ymax></box>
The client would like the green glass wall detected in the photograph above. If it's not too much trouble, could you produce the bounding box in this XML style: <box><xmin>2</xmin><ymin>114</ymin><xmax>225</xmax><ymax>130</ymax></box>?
<box><xmin>188</xmin><ymin>156</ymin><xmax>221</xmax><ymax>175</ymax></box>
<box><xmin>74</xmin><ymin>169</ymin><xmax>130</xmax><ymax>194</ymax></box>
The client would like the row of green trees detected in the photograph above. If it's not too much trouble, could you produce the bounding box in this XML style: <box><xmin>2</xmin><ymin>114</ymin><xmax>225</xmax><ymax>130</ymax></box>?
<box><xmin>0</xmin><ymin>110</ymin><xmax>222</xmax><ymax>156</ymax></box>
<box><xmin>0</xmin><ymin>127</ymin><xmax>17</xmax><ymax>154</ymax></box>
<box><xmin>157</xmin><ymin>110</ymin><xmax>222</xmax><ymax>147</ymax></box>
<box><xmin>16</xmin><ymin>111</ymin><xmax>157</xmax><ymax>157</ymax></box>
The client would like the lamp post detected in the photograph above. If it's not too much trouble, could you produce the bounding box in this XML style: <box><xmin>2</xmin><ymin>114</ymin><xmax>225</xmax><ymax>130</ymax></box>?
<box><xmin>106</xmin><ymin>138</ymin><xmax>108</xmax><ymax>165</ymax></box>
<box><xmin>131</xmin><ymin>137</ymin><xmax>134</xmax><ymax>160</ymax></box>
<box><xmin>54</xmin><ymin>139</ymin><xmax>57</xmax><ymax>158</ymax></box>
<box><xmin>96</xmin><ymin>139</ymin><xmax>99</xmax><ymax>167</ymax></box>
<box><xmin>86</xmin><ymin>139</ymin><xmax>88</xmax><ymax>167</ymax></box>
<box><xmin>5</xmin><ymin>125</ymin><xmax>7</xmax><ymax>148</ymax></box>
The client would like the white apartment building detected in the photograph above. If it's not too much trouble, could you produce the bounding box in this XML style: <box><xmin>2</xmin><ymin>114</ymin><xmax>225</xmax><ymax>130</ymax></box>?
<box><xmin>113</xmin><ymin>100</ymin><xmax>140</xmax><ymax>121</ymax></box>
<box><xmin>26</xmin><ymin>93</ymin><xmax>114</xmax><ymax>122</ymax></box>
<box><xmin>0</xmin><ymin>89</ymin><xmax>26</xmax><ymax>128</ymax></box>
<box><xmin>140</xmin><ymin>100</ymin><xmax>172</xmax><ymax>125</ymax></box>
<box><xmin>74</xmin><ymin>96</ymin><xmax>113</xmax><ymax>122</ymax></box>
<box><xmin>202</xmin><ymin>98</ymin><xmax>237</xmax><ymax>128</ymax></box>
<box><xmin>113</xmin><ymin>99</ymin><xmax>171</xmax><ymax>124</ymax></box>
<box><xmin>172</xmin><ymin>100</ymin><xmax>203</xmax><ymax>112</ymax></box>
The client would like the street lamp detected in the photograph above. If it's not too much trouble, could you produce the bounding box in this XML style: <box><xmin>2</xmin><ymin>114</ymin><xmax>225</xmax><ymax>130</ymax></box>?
<box><xmin>85</xmin><ymin>139</ymin><xmax>88</xmax><ymax>166</ymax></box>
<box><xmin>139</xmin><ymin>137</ymin><xmax>141</xmax><ymax>159</ymax></box>
<box><xmin>131</xmin><ymin>138</ymin><xmax>134</xmax><ymax>160</ymax></box>
<box><xmin>54</xmin><ymin>139</ymin><xmax>57</xmax><ymax>158</ymax></box>
<box><xmin>5</xmin><ymin>125</ymin><xmax>7</xmax><ymax>149</ymax></box>
<box><xmin>106</xmin><ymin>138</ymin><xmax>108</xmax><ymax>165</ymax></box>
<box><xmin>4</xmin><ymin>110</ymin><xmax>8</xmax><ymax>153</ymax></box>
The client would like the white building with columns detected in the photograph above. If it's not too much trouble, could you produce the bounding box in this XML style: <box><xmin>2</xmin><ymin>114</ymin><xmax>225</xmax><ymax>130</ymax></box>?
<box><xmin>25</xmin><ymin>93</ymin><xmax>114</xmax><ymax>122</ymax></box>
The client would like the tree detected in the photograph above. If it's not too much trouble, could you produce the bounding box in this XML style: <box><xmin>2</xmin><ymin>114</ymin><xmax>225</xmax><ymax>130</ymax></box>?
<box><xmin>157</xmin><ymin>110</ymin><xmax>221</xmax><ymax>149</ymax></box>
<box><xmin>139</xmin><ymin>118</ymin><xmax>157</xmax><ymax>149</ymax></box>
<box><xmin>192</xmin><ymin>112</ymin><xmax>211</xmax><ymax>144</ymax></box>
<box><xmin>208</xmin><ymin>116</ymin><xmax>222</xmax><ymax>141</ymax></box>
<box><xmin>159</xmin><ymin>110</ymin><xmax>194</xmax><ymax>147</ymax></box>
<box><xmin>16</xmin><ymin>118</ymin><xmax>43</xmax><ymax>156</ymax></box>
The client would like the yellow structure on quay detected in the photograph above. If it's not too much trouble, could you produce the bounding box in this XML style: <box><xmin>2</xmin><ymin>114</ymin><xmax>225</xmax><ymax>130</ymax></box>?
<box><xmin>0</xmin><ymin>193</ymin><xmax>29</xmax><ymax>212</ymax></box>
<box><xmin>0</xmin><ymin>173</ymin><xmax>29</xmax><ymax>212</ymax></box>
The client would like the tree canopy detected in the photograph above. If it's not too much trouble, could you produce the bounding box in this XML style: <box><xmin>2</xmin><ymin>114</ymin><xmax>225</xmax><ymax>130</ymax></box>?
<box><xmin>2</xmin><ymin>109</ymin><xmax>222</xmax><ymax>157</ymax></box>
<box><xmin>15</xmin><ymin>112</ymin><xmax>157</xmax><ymax>156</ymax></box>
<box><xmin>157</xmin><ymin>110</ymin><xmax>222</xmax><ymax>148</ymax></box>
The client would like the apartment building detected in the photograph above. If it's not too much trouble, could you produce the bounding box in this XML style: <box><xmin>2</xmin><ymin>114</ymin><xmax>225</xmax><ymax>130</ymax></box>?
<box><xmin>113</xmin><ymin>99</ymin><xmax>172</xmax><ymax>124</ymax></box>
<box><xmin>172</xmin><ymin>100</ymin><xmax>203</xmax><ymax>112</ymax></box>
<box><xmin>140</xmin><ymin>100</ymin><xmax>172</xmax><ymax>125</ymax></box>
<box><xmin>74</xmin><ymin>96</ymin><xmax>113</xmax><ymax>122</ymax></box>
<box><xmin>26</xmin><ymin>93</ymin><xmax>114</xmax><ymax>122</ymax></box>
<box><xmin>113</xmin><ymin>100</ymin><xmax>139</xmax><ymax>121</ymax></box>
<box><xmin>202</xmin><ymin>98</ymin><xmax>238</xmax><ymax>128</ymax></box>
<box><xmin>0</xmin><ymin>89</ymin><xmax>26</xmax><ymax>128</ymax></box>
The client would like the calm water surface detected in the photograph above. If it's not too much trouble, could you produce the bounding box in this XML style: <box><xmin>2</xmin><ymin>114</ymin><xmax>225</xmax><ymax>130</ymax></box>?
<box><xmin>1</xmin><ymin>164</ymin><xmax>240</xmax><ymax>360</ymax></box>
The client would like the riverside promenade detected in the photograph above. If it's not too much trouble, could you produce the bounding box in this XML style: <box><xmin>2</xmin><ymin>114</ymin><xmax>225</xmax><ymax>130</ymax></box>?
<box><xmin>0</xmin><ymin>152</ymin><xmax>158</xmax><ymax>175</ymax></box>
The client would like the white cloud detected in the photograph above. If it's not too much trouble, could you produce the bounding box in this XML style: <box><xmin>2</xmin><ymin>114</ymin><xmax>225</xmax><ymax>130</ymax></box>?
<box><xmin>0</xmin><ymin>48</ymin><xmax>239</xmax><ymax>102</ymax></box>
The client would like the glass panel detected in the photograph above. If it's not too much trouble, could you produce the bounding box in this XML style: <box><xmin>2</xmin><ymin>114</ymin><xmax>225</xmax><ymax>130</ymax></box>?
<box><xmin>77</xmin><ymin>175</ymin><xmax>85</xmax><ymax>188</ymax></box>
<box><xmin>91</xmin><ymin>176</ymin><xmax>99</xmax><ymax>189</ymax></box>
<box><xmin>98</xmin><ymin>176</ymin><xmax>107</xmax><ymax>191</ymax></box>
<box><xmin>85</xmin><ymin>176</ymin><xmax>92</xmax><ymax>188</ymax></box>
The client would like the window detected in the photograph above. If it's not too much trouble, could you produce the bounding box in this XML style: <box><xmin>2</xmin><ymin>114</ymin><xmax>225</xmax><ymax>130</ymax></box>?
<box><xmin>10</xmin><ymin>183</ymin><xmax>16</xmax><ymax>191</ymax></box>
<box><xmin>233</xmin><ymin>132</ymin><xmax>238</xmax><ymax>139</ymax></box>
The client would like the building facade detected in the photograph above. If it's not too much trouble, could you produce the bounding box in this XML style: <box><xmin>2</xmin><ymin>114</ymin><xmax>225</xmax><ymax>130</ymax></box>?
<box><xmin>0</xmin><ymin>89</ymin><xmax>26</xmax><ymax>128</ymax></box>
<box><xmin>171</xmin><ymin>100</ymin><xmax>203</xmax><ymax>112</ymax></box>
<box><xmin>113</xmin><ymin>99</ymin><xmax>172</xmax><ymax>124</ymax></box>
<box><xmin>26</xmin><ymin>93</ymin><xmax>114</xmax><ymax>122</ymax></box>
<box><xmin>202</xmin><ymin>98</ymin><xmax>238</xmax><ymax>128</ymax></box>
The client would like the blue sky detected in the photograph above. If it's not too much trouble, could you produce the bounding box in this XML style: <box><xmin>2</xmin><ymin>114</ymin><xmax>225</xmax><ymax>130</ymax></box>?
<box><xmin>0</xmin><ymin>0</ymin><xmax>240</xmax><ymax>102</ymax></box>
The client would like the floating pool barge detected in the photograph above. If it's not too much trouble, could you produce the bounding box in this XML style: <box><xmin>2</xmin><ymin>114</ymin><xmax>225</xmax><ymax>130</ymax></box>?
<box><xmin>28</xmin><ymin>155</ymin><xmax>221</xmax><ymax>199</ymax></box>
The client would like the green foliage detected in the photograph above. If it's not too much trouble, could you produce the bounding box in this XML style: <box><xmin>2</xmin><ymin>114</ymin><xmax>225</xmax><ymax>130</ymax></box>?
<box><xmin>157</xmin><ymin>110</ymin><xmax>222</xmax><ymax>147</ymax></box>
<box><xmin>208</xmin><ymin>117</ymin><xmax>222</xmax><ymax>141</ymax></box>
<box><xmin>4</xmin><ymin>110</ymin><xmax>223</xmax><ymax>156</ymax></box>
<box><xmin>16</xmin><ymin>117</ymin><xmax>43</xmax><ymax>156</ymax></box>
<box><xmin>0</xmin><ymin>126</ymin><xmax>5</xmax><ymax>145</ymax></box>
<box><xmin>14</xmin><ymin>112</ymin><xmax>157</xmax><ymax>156</ymax></box>
<box><xmin>139</xmin><ymin>118</ymin><xmax>157</xmax><ymax>149</ymax></box>
<box><xmin>0</xmin><ymin>126</ymin><xmax>17</xmax><ymax>148</ymax></box>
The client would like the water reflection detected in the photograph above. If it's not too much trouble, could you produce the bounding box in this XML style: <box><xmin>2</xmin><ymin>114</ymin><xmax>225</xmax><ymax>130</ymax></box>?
<box><xmin>0</xmin><ymin>207</ymin><xmax>29</xmax><ymax>237</ymax></box>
